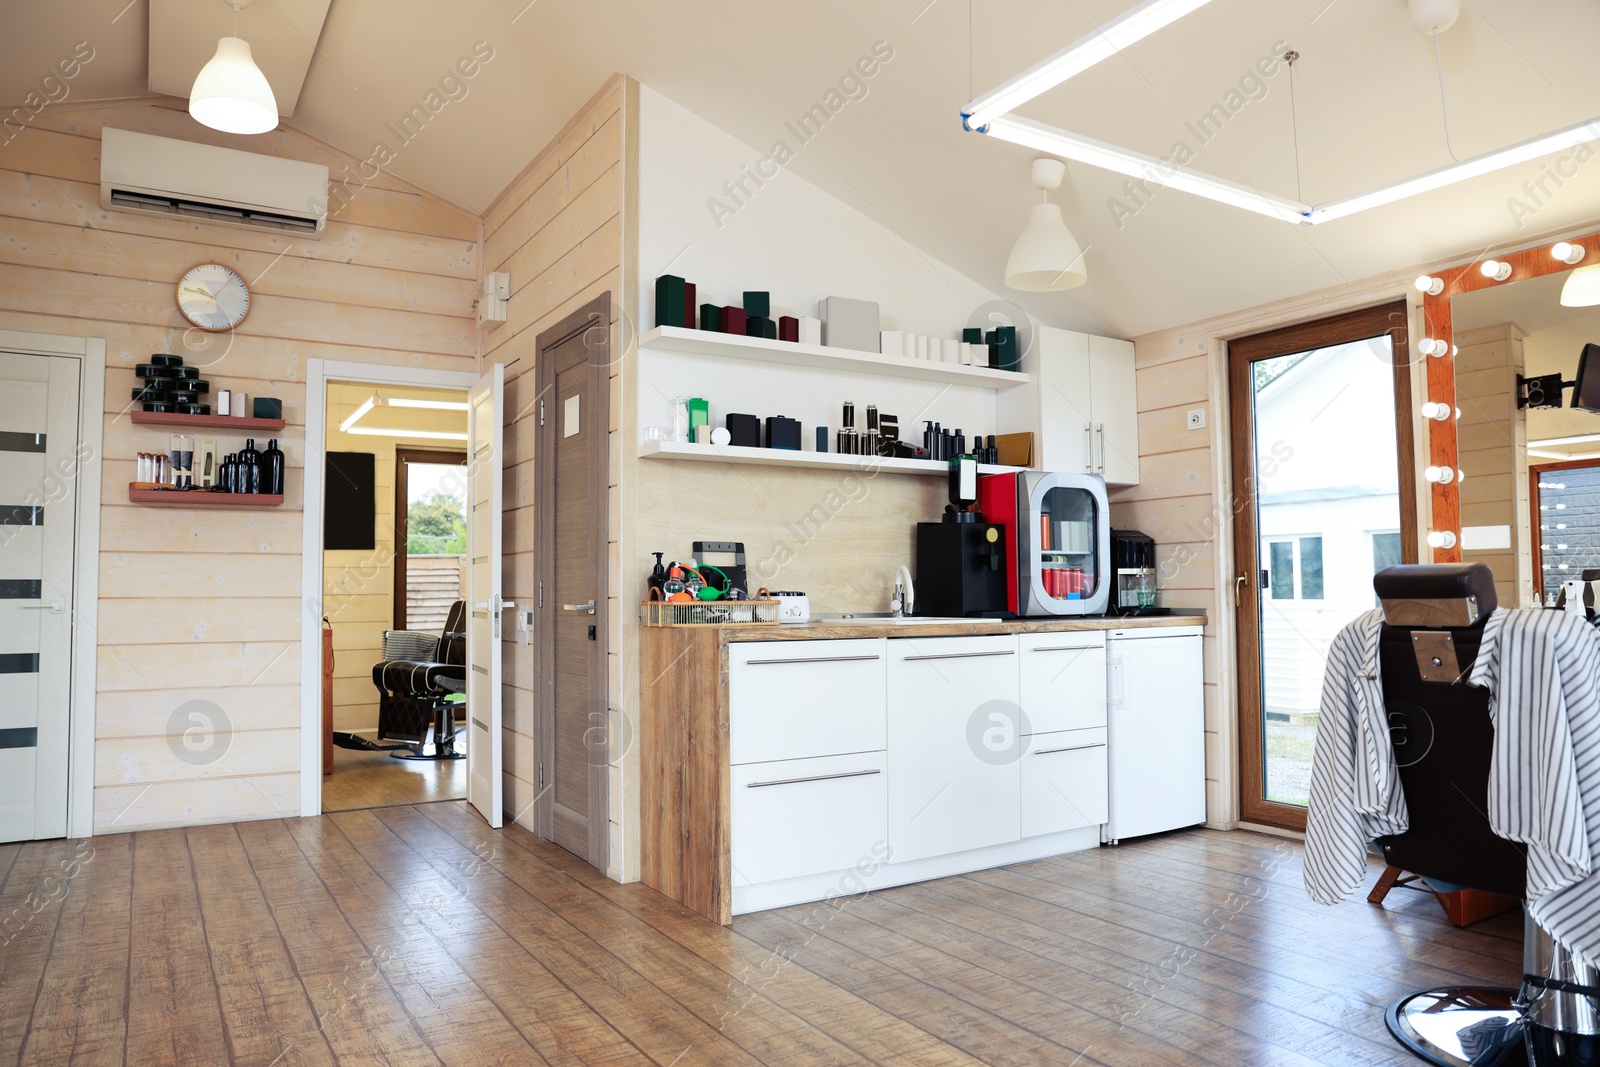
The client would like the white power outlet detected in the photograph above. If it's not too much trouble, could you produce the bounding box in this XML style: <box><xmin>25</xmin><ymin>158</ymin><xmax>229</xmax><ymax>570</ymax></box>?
<box><xmin>1187</xmin><ymin>408</ymin><xmax>1206</xmax><ymax>430</ymax></box>
<box><xmin>517</xmin><ymin>609</ymin><xmax>534</xmax><ymax>645</ymax></box>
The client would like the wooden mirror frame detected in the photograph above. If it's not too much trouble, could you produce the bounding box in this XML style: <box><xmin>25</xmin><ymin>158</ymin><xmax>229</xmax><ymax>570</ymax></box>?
<box><xmin>1421</xmin><ymin>229</ymin><xmax>1600</xmax><ymax>562</ymax></box>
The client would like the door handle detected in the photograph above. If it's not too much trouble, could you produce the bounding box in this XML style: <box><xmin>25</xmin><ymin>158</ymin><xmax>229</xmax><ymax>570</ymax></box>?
<box><xmin>745</xmin><ymin>654</ymin><xmax>880</xmax><ymax>665</ymax></box>
<box><xmin>902</xmin><ymin>649</ymin><xmax>1015</xmax><ymax>662</ymax></box>
<box><xmin>1235</xmin><ymin>574</ymin><xmax>1247</xmax><ymax>606</ymax></box>
<box><xmin>16</xmin><ymin>601</ymin><xmax>63</xmax><ymax>613</ymax></box>
<box><xmin>1084</xmin><ymin>424</ymin><xmax>1093</xmax><ymax>472</ymax></box>
<box><xmin>563</xmin><ymin>602</ymin><xmax>596</xmax><ymax>614</ymax></box>
<box><xmin>1032</xmin><ymin>742</ymin><xmax>1106</xmax><ymax>756</ymax></box>
<box><xmin>1096</xmin><ymin>424</ymin><xmax>1106</xmax><ymax>474</ymax></box>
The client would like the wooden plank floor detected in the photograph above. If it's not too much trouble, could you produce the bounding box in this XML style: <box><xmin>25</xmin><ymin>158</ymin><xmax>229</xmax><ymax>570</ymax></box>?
<box><xmin>0</xmin><ymin>809</ymin><xmax>1521</xmax><ymax>1066</ymax></box>
<box><xmin>321</xmin><ymin>743</ymin><xmax>466</xmax><ymax>814</ymax></box>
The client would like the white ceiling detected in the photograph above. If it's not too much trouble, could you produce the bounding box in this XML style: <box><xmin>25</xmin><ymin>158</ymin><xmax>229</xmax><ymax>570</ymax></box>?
<box><xmin>5</xmin><ymin>0</ymin><xmax>1600</xmax><ymax>339</ymax></box>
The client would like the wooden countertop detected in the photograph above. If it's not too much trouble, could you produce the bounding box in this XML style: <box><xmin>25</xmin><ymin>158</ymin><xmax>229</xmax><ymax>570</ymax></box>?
<box><xmin>709</xmin><ymin>613</ymin><xmax>1206</xmax><ymax>643</ymax></box>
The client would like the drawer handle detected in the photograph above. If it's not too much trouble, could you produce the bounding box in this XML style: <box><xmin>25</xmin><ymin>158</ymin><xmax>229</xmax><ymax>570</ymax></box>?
<box><xmin>746</xmin><ymin>768</ymin><xmax>882</xmax><ymax>789</ymax></box>
<box><xmin>1032</xmin><ymin>742</ymin><xmax>1105</xmax><ymax>756</ymax></box>
<box><xmin>1029</xmin><ymin>645</ymin><xmax>1095</xmax><ymax>653</ymax></box>
<box><xmin>902</xmin><ymin>650</ymin><xmax>1016</xmax><ymax>662</ymax></box>
<box><xmin>744</xmin><ymin>654</ymin><xmax>882</xmax><ymax>665</ymax></box>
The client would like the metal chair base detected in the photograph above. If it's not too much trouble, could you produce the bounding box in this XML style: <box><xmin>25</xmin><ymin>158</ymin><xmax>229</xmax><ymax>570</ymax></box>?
<box><xmin>1387</xmin><ymin>986</ymin><xmax>1526</xmax><ymax>1066</ymax></box>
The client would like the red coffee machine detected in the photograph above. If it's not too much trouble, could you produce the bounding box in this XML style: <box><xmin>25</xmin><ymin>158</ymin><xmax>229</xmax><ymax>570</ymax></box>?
<box><xmin>977</xmin><ymin>471</ymin><xmax>1110</xmax><ymax>616</ymax></box>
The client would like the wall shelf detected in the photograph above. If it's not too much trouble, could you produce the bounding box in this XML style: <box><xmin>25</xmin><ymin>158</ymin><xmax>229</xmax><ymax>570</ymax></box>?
<box><xmin>640</xmin><ymin>325</ymin><xmax>1031</xmax><ymax>389</ymax></box>
<box><xmin>638</xmin><ymin>440</ymin><xmax>1021</xmax><ymax>477</ymax></box>
<box><xmin>130</xmin><ymin>411</ymin><xmax>286</xmax><ymax>433</ymax></box>
<box><xmin>128</xmin><ymin>486</ymin><xmax>284</xmax><ymax>508</ymax></box>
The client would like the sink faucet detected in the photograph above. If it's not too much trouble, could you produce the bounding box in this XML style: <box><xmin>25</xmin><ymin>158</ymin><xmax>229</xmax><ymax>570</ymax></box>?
<box><xmin>892</xmin><ymin>564</ymin><xmax>915</xmax><ymax>618</ymax></box>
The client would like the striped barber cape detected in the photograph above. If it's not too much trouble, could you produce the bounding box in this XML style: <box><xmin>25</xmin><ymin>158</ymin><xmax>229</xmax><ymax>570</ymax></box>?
<box><xmin>1304</xmin><ymin>606</ymin><xmax>1600</xmax><ymax>964</ymax></box>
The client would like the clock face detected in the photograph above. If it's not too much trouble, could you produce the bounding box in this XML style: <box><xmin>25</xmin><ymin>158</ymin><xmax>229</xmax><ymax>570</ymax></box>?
<box><xmin>176</xmin><ymin>263</ymin><xmax>250</xmax><ymax>332</ymax></box>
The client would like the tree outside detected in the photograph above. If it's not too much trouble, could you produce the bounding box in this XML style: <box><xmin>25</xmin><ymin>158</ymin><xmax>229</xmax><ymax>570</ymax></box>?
<box><xmin>407</xmin><ymin>490</ymin><xmax>467</xmax><ymax>554</ymax></box>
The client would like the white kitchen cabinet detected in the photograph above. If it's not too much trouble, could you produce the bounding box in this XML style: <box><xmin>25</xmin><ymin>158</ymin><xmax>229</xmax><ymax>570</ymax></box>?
<box><xmin>731</xmin><ymin>750</ymin><xmax>888</xmax><ymax>886</ymax></box>
<box><xmin>998</xmin><ymin>325</ymin><xmax>1140</xmax><ymax>486</ymax></box>
<box><xmin>1021</xmin><ymin>727</ymin><xmax>1108</xmax><ymax>838</ymax></box>
<box><xmin>887</xmin><ymin>634</ymin><xmax>1021</xmax><ymax>863</ymax></box>
<box><xmin>1107</xmin><ymin>628</ymin><xmax>1205</xmax><ymax>841</ymax></box>
<box><xmin>1018</xmin><ymin>632</ymin><xmax>1106</xmax><ymax>735</ymax></box>
<box><xmin>729</xmin><ymin>638</ymin><xmax>886</xmax><ymax>765</ymax></box>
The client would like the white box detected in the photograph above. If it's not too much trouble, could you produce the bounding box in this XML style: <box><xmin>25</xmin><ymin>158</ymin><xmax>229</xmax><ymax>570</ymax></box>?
<box><xmin>798</xmin><ymin>316</ymin><xmax>822</xmax><ymax>346</ymax></box>
<box><xmin>942</xmin><ymin>339</ymin><xmax>960</xmax><ymax>363</ymax></box>
<box><xmin>880</xmin><ymin>330</ymin><xmax>902</xmax><ymax>356</ymax></box>
<box><xmin>818</xmin><ymin>296</ymin><xmax>880</xmax><ymax>353</ymax></box>
<box><xmin>967</xmin><ymin>342</ymin><xmax>988</xmax><ymax>366</ymax></box>
<box><xmin>903</xmin><ymin>333</ymin><xmax>917</xmax><ymax>359</ymax></box>
<box><xmin>916</xmin><ymin>335</ymin><xmax>929</xmax><ymax>360</ymax></box>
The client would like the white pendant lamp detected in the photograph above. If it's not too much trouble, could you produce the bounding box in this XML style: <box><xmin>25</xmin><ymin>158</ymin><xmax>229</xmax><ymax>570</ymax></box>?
<box><xmin>189</xmin><ymin>1</ymin><xmax>278</xmax><ymax>135</ymax></box>
<box><xmin>1005</xmin><ymin>158</ymin><xmax>1087</xmax><ymax>291</ymax></box>
<box><xmin>1561</xmin><ymin>264</ymin><xmax>1600</xmax><ymax>307</ymax></box>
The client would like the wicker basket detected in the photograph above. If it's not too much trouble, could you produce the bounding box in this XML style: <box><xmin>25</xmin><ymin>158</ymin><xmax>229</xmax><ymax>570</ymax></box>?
<box><xmin>642</xmin><ymin>598</ymin><xmax>780</xmax><ymax>627</ymax></box>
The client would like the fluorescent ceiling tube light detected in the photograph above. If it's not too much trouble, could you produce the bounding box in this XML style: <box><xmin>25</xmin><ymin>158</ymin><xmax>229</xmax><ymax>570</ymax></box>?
<box><xmin>338</xmin><ymin>395</ymin><xmax>377</xmax><ymax>434</ymax></box>
<box><xmin>384</xmin><ymin>397</ymin><xmax>469</xmax><ymax>412</ymax></box>
<box><xmin>1529</xmin><ymin>433</ymin><xmax>1600</xmax><ymax>449</ymax></box>
<box><xmin>344</xmin><ymin>427</ymin><xmax>468</xmax><ymax>441</ymax></box>
<box><xmin>1306</xmin><ymin>115</ymin><xmax>1600</xmax><ymax>224</ymax></box>
<box><xmin>962</xmin><ymin>0</ymin><xmax>1217</xmax><ymax>130</ymax></box>
<box><xmin>985</xmin><ymin>116</ymin><xmax>1311</xmax><ymax>224</ymax></box>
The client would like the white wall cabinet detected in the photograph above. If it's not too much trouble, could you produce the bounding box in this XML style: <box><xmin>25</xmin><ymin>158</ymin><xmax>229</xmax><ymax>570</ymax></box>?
<box><xmin>887</xmin><ymin>635</ymin><xmax>1021</xmax><ymax>863</ymax></box>
<box><xmin>1000</xmin><ymin>325</ymin><xmax>1140</xmax><ymax>486</ymax></box>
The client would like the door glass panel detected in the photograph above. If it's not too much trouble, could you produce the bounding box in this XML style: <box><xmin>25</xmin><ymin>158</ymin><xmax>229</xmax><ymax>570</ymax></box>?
<box><xmin>1252</xmin><ymin>337</ymin><xmax>1402</xmax><ymax>807</ymax></box>
<box><xmin>1536</xmin><ymin>464</ymin><xmax>1600</xmax><ymax>603</ymax></box>
<box><xmin>404</xmin><ymin>461</ymin><xmax>467</xmax><ymax>633</ymax></box>
<box><xmin>1038</xmin><ymin>484</ymin><xmax>1099</xmax><ymax>601</ymax></box>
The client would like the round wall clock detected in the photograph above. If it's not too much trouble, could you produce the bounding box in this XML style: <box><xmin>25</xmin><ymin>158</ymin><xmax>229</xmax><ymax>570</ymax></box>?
<box><xmin>176</xmin><ymin>262</ymin><xmax>251</xmax><ymax>332</ymax></box>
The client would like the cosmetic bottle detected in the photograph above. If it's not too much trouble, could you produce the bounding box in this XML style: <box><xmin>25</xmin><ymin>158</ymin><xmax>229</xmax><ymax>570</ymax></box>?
<box><xmin>260</xmin><ymin>438</ymin><xmax>285</xmax><ymax>495</ymax></box>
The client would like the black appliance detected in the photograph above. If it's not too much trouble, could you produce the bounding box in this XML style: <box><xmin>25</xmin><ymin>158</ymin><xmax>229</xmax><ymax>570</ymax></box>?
<box><xmin>914</xmin><ymin>456</ymin><xmax>1008</xmax><ymax>618</ymax></box>
<box><xmin>1110</xmin><ymin>528</ymin><xmax>1161</xmax><ymax>615</ymax></box>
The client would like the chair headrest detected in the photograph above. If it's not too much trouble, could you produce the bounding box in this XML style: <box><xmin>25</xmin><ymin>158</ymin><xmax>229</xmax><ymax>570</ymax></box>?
<box><xmin>1374</xmin><ymin>563</ymin><xmax>1496</xmax><ymax>627</ymax></box>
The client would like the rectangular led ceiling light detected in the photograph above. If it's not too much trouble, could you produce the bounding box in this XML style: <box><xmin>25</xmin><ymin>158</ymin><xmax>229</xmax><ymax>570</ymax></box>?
<box><xmin>339</xmin><ymin>392</ymin><xmax>469</xmax><ymax>438</ymax></box>
<box><xmin>964</xmin><ymin>0</ymin><xmax>1600</xmax><ymax>225</ymax></box>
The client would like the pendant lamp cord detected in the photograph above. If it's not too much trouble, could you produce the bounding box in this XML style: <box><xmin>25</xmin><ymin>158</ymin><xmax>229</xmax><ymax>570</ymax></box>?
<box><xmin>969</xmin><ymin>0</ymin><xmax>973</xmax><ymax>102</ymax></box>
<box><xmin>231</xmin><ymin>3</ymin><xmax>240</xmax><ymax>35</ymax></box>
<box><xmin>1286</xmin><ymin>50</ymin><xmax>1303</xmax><ymax>204</ymax></box>
<box><xmin>1433</xmin><ymin>30</ymin><xmax>1461</xmax><ymax>162</ymax></box>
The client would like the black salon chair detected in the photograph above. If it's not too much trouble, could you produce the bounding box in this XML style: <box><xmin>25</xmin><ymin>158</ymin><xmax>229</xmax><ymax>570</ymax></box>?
<box><xmin>1373</xmin><ymin>564</ymin><xmax>1600</xmax><ymax>1066</ymax></box>
<box><xmin>369</xmin><ymin>600</ymin><xmax>467</xmax><ymax>761</ymax></box>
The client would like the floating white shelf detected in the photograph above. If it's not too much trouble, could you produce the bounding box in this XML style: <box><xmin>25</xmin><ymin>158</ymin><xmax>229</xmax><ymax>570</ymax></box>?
<box><xmin>640</xmin><ymin>326</ymin><xmax>1031</xmax><ymax>389</ymax></box>
<box><xmin>638</xmin><ymin>441</ymin><xmax>1023</xmax><ymax>477</ymax></box>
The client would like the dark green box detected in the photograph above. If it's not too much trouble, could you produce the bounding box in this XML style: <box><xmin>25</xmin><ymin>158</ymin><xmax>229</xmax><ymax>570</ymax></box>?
<box><xmin>253</xmin><ymin>396</ymin><xmax>283</xmax><ymax>419</ymax></box>
<box><xmin>655</xmin><ymin>275</ymin><xmax>687</xmax><ymax>328</ymax></box>
<box><xmin>743</xmin><ymin>291</ymin><xmax>770</xmax><ymax>318</ymax></box>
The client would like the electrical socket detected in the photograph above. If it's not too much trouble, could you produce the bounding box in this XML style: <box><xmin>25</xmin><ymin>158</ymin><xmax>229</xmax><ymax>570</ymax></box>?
<box><xmin>1187</xmin><ymin>408</ymin><xmax>1206</xmax><ymax>430</ymax></box>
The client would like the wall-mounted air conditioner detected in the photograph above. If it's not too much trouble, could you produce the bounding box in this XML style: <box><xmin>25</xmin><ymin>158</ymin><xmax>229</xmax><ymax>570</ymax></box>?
<box><xmin>100</xmin><ymin>127</ymin><xmax>329</xmax><ymax>237</ymax></box>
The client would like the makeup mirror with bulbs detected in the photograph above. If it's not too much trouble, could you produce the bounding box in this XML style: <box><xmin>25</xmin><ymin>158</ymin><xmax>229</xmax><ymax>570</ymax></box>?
<box><xmin>1422</xmin><ymin>231</ymin><xmax>1600</xmax><ymax>606</ymax></box>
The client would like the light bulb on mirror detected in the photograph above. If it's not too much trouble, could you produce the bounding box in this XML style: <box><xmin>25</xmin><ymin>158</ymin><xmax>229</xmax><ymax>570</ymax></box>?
<box><xmin>1415</xmin><ymin>274</ymin><xmax>1445</xmax><ymax>296</ymax></box>
<box><xmin>1554</xmin><ymin>242</ymin><xmax>1587</xmax><ymax>265</ymax></box>
<box><xmin>1421</xmin><ymin>401</ymin><xmax>1451</xmax><ymax>420</ymax></box>
<box><xmin>1416</xmin><ymin>337</ymin><xmax>1449</xmax><ymax>357</ymax></box>
<box><xmin>1424</xmin><ymin>465</ymin><xmax>1456</xmax><ymax>484</ymax></box>
<box><xmin>1480</xmin><ymin>259</ymin><xmax>1513</xmax><ymax>281</ymax></box>
<box><xmin>1427</xmin><ymin>530</ymin><xmax>1458</xmax><ymax>549</ymax></box>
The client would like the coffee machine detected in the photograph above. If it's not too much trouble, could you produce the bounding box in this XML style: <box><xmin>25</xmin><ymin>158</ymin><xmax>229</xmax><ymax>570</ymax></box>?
<box><xmin>1110</xmin><ymin>529</ymin><xmax>1158</xmax><ymax>614</ymax></box>
<box><xmin>914</xmin><ymin>457</ymin><xmax>1009</xmax><ymax>618</ymax></box>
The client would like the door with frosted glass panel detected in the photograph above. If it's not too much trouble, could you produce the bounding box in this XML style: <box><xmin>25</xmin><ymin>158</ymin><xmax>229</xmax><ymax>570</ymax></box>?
<box><xmin>1229</xmin><ymin>304</ymin><xmax>1416</xmax><ymax>831</ymax></box>
<box><xmin>0</xmin><ymin>352</ymin><xmax>80</xmax><ymax>842</ymax></box>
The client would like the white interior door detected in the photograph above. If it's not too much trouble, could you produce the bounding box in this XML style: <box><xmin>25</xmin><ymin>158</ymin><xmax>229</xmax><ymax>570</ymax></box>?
<box><xmin>466</xmin><ymin>364</ymin><xmax>504</xmax><ymax>827</ymax></box>
<box><xmin>0</xmin><ymin>352</ymin><xmax>79</xmax><ymax>842</ymax></box>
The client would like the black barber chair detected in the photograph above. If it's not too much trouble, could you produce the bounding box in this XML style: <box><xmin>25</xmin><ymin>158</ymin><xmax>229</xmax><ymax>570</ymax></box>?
<box><xmin>1374</xmin><ymin>564</ymin><xmax>1600</xmax><ymax>1066</ymax></box>
<box><xmin>369</xmin><ymin>600</ymin><xmax>467</xmax><ymax>761</ymax></box>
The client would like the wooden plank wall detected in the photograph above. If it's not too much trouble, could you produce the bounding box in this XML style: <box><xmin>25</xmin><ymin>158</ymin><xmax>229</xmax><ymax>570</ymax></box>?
<box><xmin>479</xmin><ymin>75</ymin><xmax>635</xmax><ymax>878</ymax></box>
<box><xmin>322</xmin><ymin>381</ymin><xmax>467</xmax><ymax>735</ymax></box>
<box><xmin>0</xmin><ymin>99</ymin><xmax>479</xmax><ymax>832</ymax></box>
<box><xmin>1455</xmin><ymin>324</ymin><xmax>1530</xmax><ymax>606</ymax></box>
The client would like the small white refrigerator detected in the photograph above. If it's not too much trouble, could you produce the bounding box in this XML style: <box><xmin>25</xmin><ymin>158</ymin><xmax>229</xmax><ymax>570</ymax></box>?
<box><xmin>1106</xmin><ymin>626</ymin><xmax>1206</xmax><ymax>842</ymax></box>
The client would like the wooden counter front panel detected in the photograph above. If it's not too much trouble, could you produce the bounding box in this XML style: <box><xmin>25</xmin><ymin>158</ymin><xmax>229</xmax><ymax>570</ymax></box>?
<box><xmin>640</xmin><ymin>626</ymin><xmax>731</xmax><ymax>924</ymax></box>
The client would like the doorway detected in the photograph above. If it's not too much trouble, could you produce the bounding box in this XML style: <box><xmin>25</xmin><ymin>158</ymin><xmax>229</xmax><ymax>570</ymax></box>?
<box><xmin>0</xmin><ymin>340</ymin><xmax>102</xmax><ymax>843</ymax></box>
<box><xmin>393</xmin><ymin>447</ymin><xmax>469</xmax><ymax>633</ymax></box>
<box><xmin>1229</xmin><ymin>303</ymin><xmax>1418</xmax><ymax>831</ymax></box>
<box><xmin>1531</xmin><ymin>458</ymin><xmax>1600</xmax><ymax>604</ymax></box>
<box><xmin>535</xmin><ymin>296</ymin><xmax>611</xmax><ymax>868</ymax></box>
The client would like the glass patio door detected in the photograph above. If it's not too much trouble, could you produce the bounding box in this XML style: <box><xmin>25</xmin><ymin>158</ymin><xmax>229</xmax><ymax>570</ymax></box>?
<box><xmin>1229</xmin><ymin>304</ymin><xmax>1417</xmax><ymax>830</ymax></box>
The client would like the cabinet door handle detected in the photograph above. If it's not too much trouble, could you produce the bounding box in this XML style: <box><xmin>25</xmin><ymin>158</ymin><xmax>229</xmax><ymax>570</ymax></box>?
<box><xmin>743</xmin><ymin>654</ymin><xmax>881</xmax><ymax>666</ymax></box>
<box><xmin>746</xmin><ymin>768</ymin><xmax>881</xmax><ymax>789</ymax></box>
<box><xmin>1032</xmin><ymin>742</ymin><xmax>1106</xmax><ymax>756</ymax></box>
<box><xmin>1084</xmin><ymin>424</ymin><xmax>1093</xmax><ymax>472</ymax></box>
<box><xmin>1096</xmin><ymin>424</ymin><xmax>1106</xmax><ymax>474</ymax></box>
<box><xmin>1029</xmin><ymin>645</ymin><xmax>1095</xmax><ymax>653</ymax></box>
<box><xmin>902</xmin><ymin>649</ymin><xmax>1016</xmax><ymax>662</ymax></box>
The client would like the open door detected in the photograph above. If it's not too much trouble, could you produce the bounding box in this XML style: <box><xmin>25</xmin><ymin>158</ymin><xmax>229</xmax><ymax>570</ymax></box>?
<box><xmin>466</xmin><ymin>364</ymin><xmax>505</xmax><ymax>827</ymax></box>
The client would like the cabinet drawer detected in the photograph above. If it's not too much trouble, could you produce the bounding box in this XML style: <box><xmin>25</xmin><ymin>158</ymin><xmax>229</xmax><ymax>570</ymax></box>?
<box><xmin>1021</xmin><ymin>727</ymin><xmax>1108</xmax><ymax>838</ymax></box>
<box><xmin>731</xmin><ymin>751</ymin><xmax>888</xmax><ymax>886</ymax></box>
<box><xmin>1019</xmin><ymin>632</ymin><xmax>1106</xmax><ymax>734</ymax></box>
<box><xmin>730</xmin><ymin>639</ymin><xmax>887</xmax><ymax>765</ymax></box>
